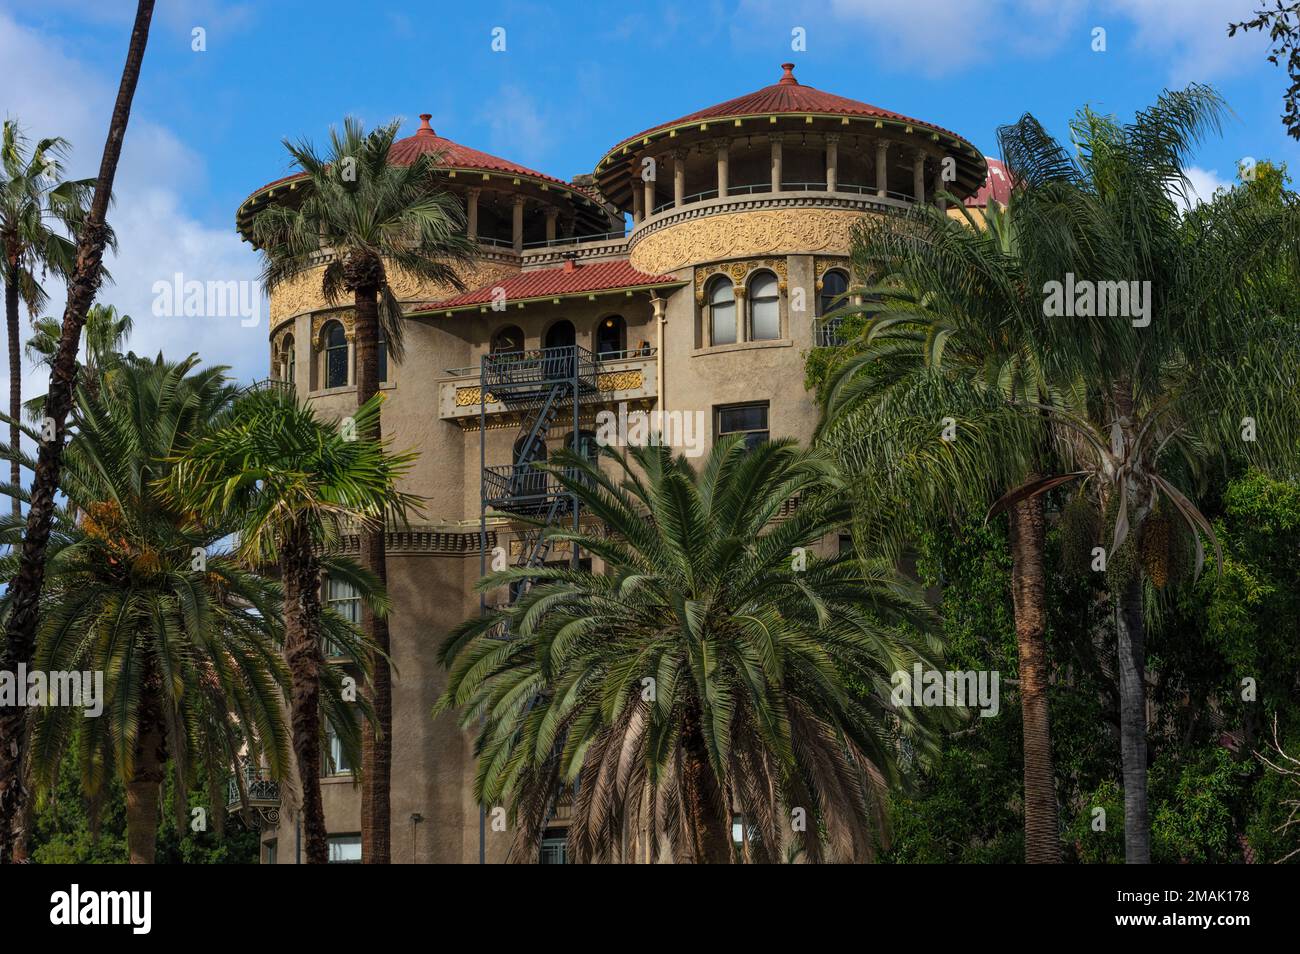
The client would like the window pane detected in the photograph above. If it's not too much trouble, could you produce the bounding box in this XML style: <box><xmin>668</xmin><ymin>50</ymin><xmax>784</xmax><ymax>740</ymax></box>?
<box><xmin>751</xmin><ymin>296</ymin><xmax>779</xmax><ymax>340</ymax></box>
<box><xmin>820</xmin><ymin>271</ymin><xmax>849</xmax><ymax>315</ymax></box>
<box><xmin>711</xmin><ymin>301</ymin><xmax>736</xmax><ymax>346</ymax></box>
<box><xmin>326</xmin><ymin>340</ymin><xmax>348</xmax><ymax>388</ymax></box>
<box><xmin>718</xmin><ymin>404</ymin><xmax>768</xmax><ymax>433</ymax></box>
<box><xmin>328</xmin><ymin>835</ymin><xmax>361</xmax><ymax>863</ymax></box>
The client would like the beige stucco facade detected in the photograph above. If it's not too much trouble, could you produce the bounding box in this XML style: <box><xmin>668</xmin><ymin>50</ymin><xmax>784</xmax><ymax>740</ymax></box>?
<box><xmin>239</xmin><ymin>64</ymin><xmax>991</xmax><ymax>863</ymax></box>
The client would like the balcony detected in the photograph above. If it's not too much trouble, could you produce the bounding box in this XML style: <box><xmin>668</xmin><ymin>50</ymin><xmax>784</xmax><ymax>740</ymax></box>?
<box><xmin>439</xmin><ymin>348</ymin><xmax>657</xmax><ymax>423</ymax></box>
<box><xmin>227</xmin><ymin>762</ymin><xmax>281</xmax><ymax>829</ymax></box>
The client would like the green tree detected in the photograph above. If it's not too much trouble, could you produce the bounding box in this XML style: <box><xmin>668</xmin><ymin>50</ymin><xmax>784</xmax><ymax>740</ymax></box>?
<box><xmin>815</xmin><ymin>196</ymin><xmax>1065</xmax><ymax>862</ymax></box>
<box><xmin>0</xmin><ymin>0</ymin><xmax>155</xmax><ymax>863</ymax></box>
<box><xmin>160</xmin><ymin>386</ymin><xmax>418</xmax><ymax>863</ymax></box>
<box><xmin>249</xmin><ymin>116</ymin><xmax>474</xmax><ymax>862</ymax></box>
<box><xmin>994</xmin><ymin>87</ymin><xmax>1300</xmax><ymax>861</ymax></box>
<box><xmin>0</xmin><ymin>356</ymin><xmax>298</xmax><ymax>862</ymax></box>
<box><xmin>437</xmin><ymin>438</ymin><xmax>944</xmax><ymax>863</ymax></box>
<box><xmin>0</xmin><ymin>121</ymin><xmax>99</xmax><ymax>514</ymax></box>
<box><xmin>24</xmin><ymin>303</ymin><xmax>133</xmax><ymax>419</ymax></box>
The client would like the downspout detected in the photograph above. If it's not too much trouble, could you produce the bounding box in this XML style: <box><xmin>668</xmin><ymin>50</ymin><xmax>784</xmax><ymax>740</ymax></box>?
<box><xmin>652</xmin><ymin>293</ymin><xmax>666</xmax><ymax>414</ymax></box>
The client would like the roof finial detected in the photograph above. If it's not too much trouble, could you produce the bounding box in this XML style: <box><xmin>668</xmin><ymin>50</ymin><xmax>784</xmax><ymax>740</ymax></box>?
<box><xmin>417</xmin><ymin>113</ymin><xmax>434</xmax><ymax>136</ymax></box>
<box><xmin>779</xmin><ymin>62</ymin><xmax>798</xmax><ymax>86</ymax></box>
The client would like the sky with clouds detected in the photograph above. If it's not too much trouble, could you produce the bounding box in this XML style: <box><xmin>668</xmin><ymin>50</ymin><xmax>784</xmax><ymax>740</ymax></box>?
<box><xmin>0</xmin><ymin>0</ymin><xmax>1295</xmax><ymax>399</ymax></box>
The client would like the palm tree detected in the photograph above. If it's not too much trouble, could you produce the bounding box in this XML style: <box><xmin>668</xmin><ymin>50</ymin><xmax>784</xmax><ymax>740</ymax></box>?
<box><xmin>24</xmin><ymin>303</ymin><xmax>133</xmax><ymax>419</ymax></box>
<box><xmin>436</xmin><ymin>438</ymin><xmax>944</xmax><ymax>863</ymax></box>
<box><xmin>986</xmin><ymin>87</ymin><xmax>1300</xmax><ymax>861</ymax></box>
<box><xmin>249</xmin><ymin>116</ymin><xmax>475</xmax><ymax>862</ymax></box>
<box><xmin>818</xmin><ymin>195</ymin><xmax>1067</xmax><ymax>863</ymax></box>
<box><xmin>0</xmin><ymin>0</ymin><xmax>155</xmax><ymax>864</ymax></box>
<box><xmin>160</xmin><ymin>386</ymin><xmax>419</xmax><ymax>863</ymax></box>
<box><xmin>0</xmin><ymin>122</ymin><xmax>99</xmax><ymax>515</ymax></box>
<box><xmin>0</xmin><ymin>356</ymin><xmax>306</xmax><ymax>862</ymax></box>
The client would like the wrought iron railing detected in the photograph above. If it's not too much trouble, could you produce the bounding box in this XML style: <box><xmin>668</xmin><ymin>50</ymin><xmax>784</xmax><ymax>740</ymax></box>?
<box><xmin>227</xmin><ymin>764</ymin><xmax>281</xmax><ymax>809</ymax></box>
<box><xmin>813</xmin><ymin>316</ymin><xmax>848</xmax><ymax>348</ymax></box>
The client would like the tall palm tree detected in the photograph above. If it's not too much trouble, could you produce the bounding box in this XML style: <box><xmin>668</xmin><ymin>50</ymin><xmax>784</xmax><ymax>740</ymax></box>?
<box><xmin>249</xmin><ymin>116</ymin><xmax>475</xmax><ymax>862</ymax></box>
<box><xmin>0</xmin><ymin>356</ymin><xmax>306</xmax><ymax>862</ymax></box>
<box><xmin>437</xmin><ymin>438</ymin><xmax>944</xmax><ymax>863</ymax></box>
<box><xmin>818</xmin><ymin>195</ymin><xmax>1068</xmax><ymax>863</ymax></box>
<box><xmin>986</xmin><ymin>87</ymin><xmax>1300</xmax><ymax>861</ymax></box>
<box><xmin>24</xmin><ymin>303</ymin><xmax>133</xmax><ymax>418</ymax></box>
<box><xmin>160</xmin><ymin>386</ymin><xmax>419</xmax><ymax>863</ymax></box>
<box><xmin>0</xmin><ymin>0</ymin><xmax>155</xmax><ymax>864</ymax></box>
<box><xmin>0</xmin><ymin>122</ymin><xmax>99</xmax><ymax>515</ymax></box>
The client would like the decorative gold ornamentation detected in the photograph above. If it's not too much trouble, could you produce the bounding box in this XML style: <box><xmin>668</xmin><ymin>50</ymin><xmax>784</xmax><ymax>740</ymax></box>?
<box><xmin>632</xmin><ymin>208</ymin><xmax>865</xmax><ymax>274</ymax></box>
<box><xmin>693</xmin><ymin>257</ymin><xmax>789</xmax><ymax>303</ymax></box>
<box><xmin>454</xmin><ymin>386</ymin><xmax>498</xmax><ymax>406</ymax></box>
<box><xmin>312</xmin><ymin>311</ymin><xmax>354</xmax><ymax>347</ymax></box>
<box><xmin>597</xmin><ymin>370</ymin><xmax>644</xmax><ymax>392</ymax></box>
<box><xmin>813</xmin><ymin>255</ymin><xmax>852</xmax><ymax>292</ymax></box>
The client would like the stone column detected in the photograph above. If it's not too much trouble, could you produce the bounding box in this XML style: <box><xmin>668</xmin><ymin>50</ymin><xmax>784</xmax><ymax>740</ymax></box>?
<box><xmin>644</xmin><ymin>161</ymin><xmax>657</xmax><ymax>218</ymax></box>
<box><xmin>875</xmin><ymin>141</ymin><xmax>889</xmax><ymax>197</ymax></box>
<box><xmin>466</xmin><ymin>187</ymin><xmax>480</xmax><ymax>240</ymax></box>
<box><xmin>631</xmin><ymin>174</ymin><xmax>644</xmax><ymax>224</ymax></box>
<box><xmin>716</xmin><ymin>140</ymin><xmax>729</xmax><ymax>198</ymax></box>
<box><xmin>673</xmin><ymin>149</ymin><xmax>687</xmax><ymax>208</ymax></box>
<box><xmin>512</xmin><ymin>194</ymin><xmax>525</xmax><ymax>253</ymax></box>
<box><xmin>933</xmin><ymin>168</ymin><xmax>947</xmax><ymax>210</ymax></box>
<box><xmin>770</xmin><ymin>134</ymin><xmax>783</xmax><ymax>192</ymax></box>
<box><xmin>545</xmin><ymin>207</ymin><xmax>559</xmax><ymax>242</ymax></box>
<box><xmin>825</xmin><ymin>134</ymin><xmax>839</xmax><ymax>192</ymax></box>
<box><xmin>912</xmin><ymin>150</ymin><xmax>926</xmax><ymax>204</ymax></box>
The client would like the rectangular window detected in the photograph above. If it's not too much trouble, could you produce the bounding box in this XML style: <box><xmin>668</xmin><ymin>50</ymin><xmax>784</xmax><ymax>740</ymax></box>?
<box><xmin>324</xmin><ymin>722</ymin><xmax>354</xmax><ymax>776</ymax></box>
<box><xmin>539</xmin><ymin>828</ymin><xmax>568</xmax><ymax>864</ymax></box>
<box><xmin>328</xmin><ymin>834</ymin><xmax>362</xmax><ymax>863</ymax></box>
<box><xmin>716</xmin><ymin>403</ymin><xmax>769</xmax><ymax>452</ymax></box>
<box><xmin>324</xmin><ymin>576</ymin><xmax>359</xmax><ymax>658</ymax></box>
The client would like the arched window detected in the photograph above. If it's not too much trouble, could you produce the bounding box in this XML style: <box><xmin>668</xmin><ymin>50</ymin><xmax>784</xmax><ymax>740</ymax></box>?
<box><xmin>491</xmin><ymin>325</ymin><xmax>524</xmax><ymax>354</ymax></box>
<box><xmin>819</xmin><ymin>269</ymin><xmax>849</xmax><ymax>316</ymax></box>
<box><xmin>748</xmin><ymin>271</ymin><xmax>780</xmax><ymax>341</ymax></box>
<box><xmin>707</xmin><ymin>277</ymin><xmax>736</xmax><ymax>346</ymax></box>
<box><xmin>280</xmin><ymin>334</ymin><xmax>296</xmax><ymax>384</ymax></box>
<box><xmin>377</xmin><ymin>326</ymin><xmax>388</xmax><ymax>384</ymax></box>
<box><xmin>324</xmin><ymin>321</ymin><xmax>348</xmax><ymax>389</ymax></box>
<box><xmin>595</xmin><ymin>315</ymin><xmax>626</xmax><ymax>358</ymax></box>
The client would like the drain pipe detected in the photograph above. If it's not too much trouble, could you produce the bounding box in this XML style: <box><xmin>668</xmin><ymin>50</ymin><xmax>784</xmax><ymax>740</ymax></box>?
<box><xmin>652</xmin><ymin>294</ymin><xmax>666</xmax><ymax>413</ymax></box>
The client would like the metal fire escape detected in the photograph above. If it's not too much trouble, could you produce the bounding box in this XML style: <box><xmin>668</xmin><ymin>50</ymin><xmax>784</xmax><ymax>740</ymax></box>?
<box><xmin>478</xmin><ymin>343</ymin><xmax>598</xmax><ymax>626</ymax></box>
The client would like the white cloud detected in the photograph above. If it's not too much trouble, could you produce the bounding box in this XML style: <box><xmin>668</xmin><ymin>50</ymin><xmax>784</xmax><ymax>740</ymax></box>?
<box><xmin>1103</xmin><ymin>0</ymin><xmax>1267</xmax><ymax>85</ymax></box>
<box><xmin>1174</xmin><ymin>164</ymin><xmax>1235</xmax><ymax>209</ymax></box>
<box><xmin>482</xmin><ymin>84</ymin><xmax>552</xmax><ymax>167</ymax></box>
<box><xmin>0</xmin><ymin>8</ymin><xmax>265</xmax><ymax>416</ymax></box>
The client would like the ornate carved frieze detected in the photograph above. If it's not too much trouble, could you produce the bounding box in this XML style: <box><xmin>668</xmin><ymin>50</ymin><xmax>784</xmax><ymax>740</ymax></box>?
<box><xmin>694</xmin><ymin>258</ymin><xmax>789</xmax><ymax>303</ymax></box>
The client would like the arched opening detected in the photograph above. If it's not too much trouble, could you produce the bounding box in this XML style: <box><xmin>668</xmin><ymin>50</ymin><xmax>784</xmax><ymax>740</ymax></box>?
<box><xmin>819</xmin><ymin>269</ymin><xmax>849</xmax><ymax>316</ymax></box>
<box><xmin>706</xmin><ymin>276</ymin><xmax>736</xmax><ymax>347</ymax></box>
<box><xmin>323</xmin><ymin>321</ymin><xmax>348</xmax><ymax>389</ymax></box>
<box><xmin>544</xmin><ymin>319</ymin><xmax>575</xmax><ymax>350</ymax></box>
<box><xmin>280</xmin><ymin>334</ymin><xmax>295</xmax><ymax>384</ymax></box>
<box><xmin>594</xmin><ymin>315</ymin><xmax>626</xmax><ymax>358</ymax></box>
<box><xmin>748</xmin><ymin>271</ymin><xmax>780</xmax><ymax>341</ymax></box>
<box><xmin>512</xmin><ymin>433</ymin><xmax>548</xmax><ymax>499</ymax></box>
<box><xmin>491</xmin><ymin>324</ymin><xmax>524</xmax><ymax>354</ymax></box>
<box><xmin>544</xmin><ymin>319</ymin><xmax>576</xmax><ymax>378</ymax></box>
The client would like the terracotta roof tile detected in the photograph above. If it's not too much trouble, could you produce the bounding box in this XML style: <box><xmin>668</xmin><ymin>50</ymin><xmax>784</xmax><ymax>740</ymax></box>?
<box><xmin>416</xmin><ymin>260</ymin><xmax>682</xmax><ymax>313</ymax></box>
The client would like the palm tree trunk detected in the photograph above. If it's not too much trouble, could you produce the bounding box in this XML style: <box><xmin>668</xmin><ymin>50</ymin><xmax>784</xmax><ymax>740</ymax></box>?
<box><xmin>1007</xmin><ymin>492</ymin><xmax>1060</xmax><ymax>863</ymax></box>
<box><xmin>126</xmin><ymin>669</ymin><xmax>166</xmax><ymax>864</ymax></box>
<box><xmin>5</xmin><ymin>276</ymin><xmax>19</xmax><ymax>517</ymax></box>
<box><xmin>352</xmin><ymin>282</ymin><xmax>391</xmax><ymax>864</ymax></box>
<box><xmin>680</xmin><ymin>709</ymin><xmax>731</xmax><ymax>864</ymax></box>
<box><xmin>0</xmin><ymin>0</ymin><xmax>154</xmax><ymax>864</ymax></box>
<box><xmin>1116</xmin><ymin>574</ymin><xmax>1150</xmax><ymax>863</ymax></box>
<box><xmin>282</xmin><ymin>519</ymin><xmax>328</xmax><ymax>864</ymax></box>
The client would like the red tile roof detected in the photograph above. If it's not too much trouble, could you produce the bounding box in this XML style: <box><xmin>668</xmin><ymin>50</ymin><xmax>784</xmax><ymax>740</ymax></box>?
<box><xmin>415</xmin><ymin>260</ymin><xmax>683</xmax><ymax>314</ymax></box>
<box><xmin>607</xmin><ymin>63</ymin><xmax>974</xmax><ymax>157</ymax></box>
<box><xmin>965</xmin><ymin>158</ymin><xmax>1013</xmax><ymax>208</ymax></box>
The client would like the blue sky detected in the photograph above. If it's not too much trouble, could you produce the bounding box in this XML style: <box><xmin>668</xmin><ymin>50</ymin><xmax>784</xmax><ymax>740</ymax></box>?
<box><xmin>1</xmin><ymin>0</ymin><xmax>1295</xmax><ymax>388</ymax></box>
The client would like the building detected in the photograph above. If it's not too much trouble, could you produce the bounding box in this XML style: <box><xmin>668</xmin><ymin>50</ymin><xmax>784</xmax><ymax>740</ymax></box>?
<box><xmin>235</xmin><ymin>63</ymin><xmax>1003</xmax><ymax>863</ymax></box>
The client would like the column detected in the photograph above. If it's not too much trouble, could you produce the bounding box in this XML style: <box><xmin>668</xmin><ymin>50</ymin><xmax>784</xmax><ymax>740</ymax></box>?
<box><xmin>466</xmin><ymin>187</ymin><xmax>480</xmax><ymax>241</ymax></box>
<box><xmin>631</xmin><ymin>174</ymin><xmax>644</xmax><ymax>224</ymax></box>
<box><xmin>545</xmin><ymin>207</ymin><xmax>559</xmax><ymax>242</ymax></box>
<box><xmin>912</xmin><ymin>150</ymin><xmax>926</xmax><ymax>204</ymax></box>
<box><xmin>770</xmin><ymin>134</ymin><xmax>783</xmax><ymax>192</ymax></box>
<box><xmin>512</xmin><ymin>194</ymin><xmax>524</xmax><ymax>253</ymax></box>
<box><xmin>643</xmin><ymin>162</ymin><xmax>657</xmax><ymax>218</ymax></box>
<box><xmin>933</xmin><ymin>168</ymin><xmax>947</xmax><ymax>210</ymax></box>
<box><xmin>875</xmin><ymin>141</ymin><xmax>889</xmax><ymax>197</ymax></box>
<box><xmin>716</xmin><ymin>140</ymin><xmax>729</xmax><ymax>198</ymax></box>
<box><xmin>673</xmin><ymin>149</ymin><xmax>687</xmax><ymax>208</ymax></box>
<box><xmin>825</xmin><ymin>134</ymin><xmax>839</xmax><ymax>192</ymax></box>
